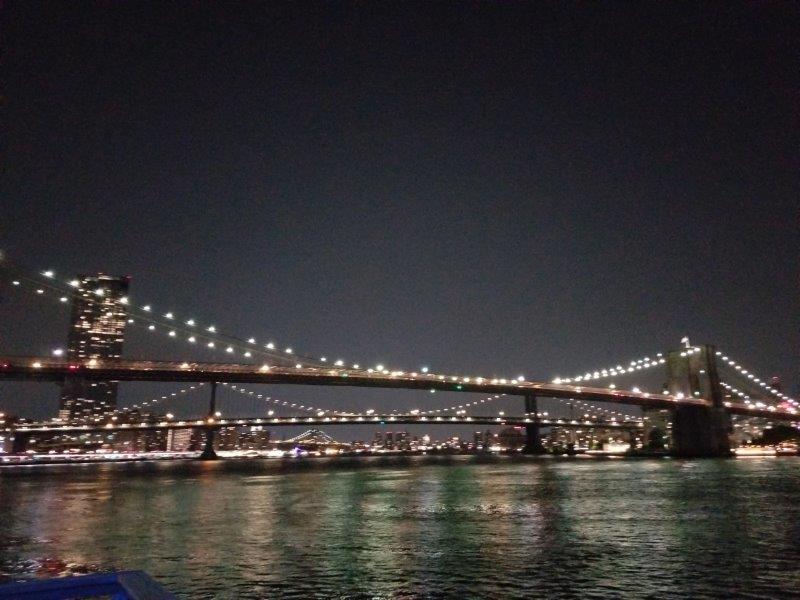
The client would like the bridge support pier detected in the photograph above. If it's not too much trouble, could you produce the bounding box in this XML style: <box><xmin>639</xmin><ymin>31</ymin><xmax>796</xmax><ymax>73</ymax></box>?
<box><xmin>672</xmin><ymin>405</ymin><xmax>731</xmax><ymax>458</ymax></box>
<box><xmin>523</xmin><ymin>394</ymin><xmax>546</xmax><ymax>454</ymax></box>
<box><xmin>627</xmin><ymin>429</ymin><xmax>637</xmax><ymax>452</ymax></box>
<box><xmin>10</xmin><ymin>432</ymin><xmax>29</xmax><ymax>454</ymax></box>
<box><xmin>199</xmin><ymin>382</ymin><xmax>219</xmax><ymax>460</ymax></box>
<box><xmin>667</xmin><ymin>345</ymin><xmax>732</xmax><ymax>458</ymax></box>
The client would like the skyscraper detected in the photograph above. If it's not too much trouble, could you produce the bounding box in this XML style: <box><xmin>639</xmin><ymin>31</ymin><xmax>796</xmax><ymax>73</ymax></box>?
<box><xmin>58</xmin><ymin>274</ymin><xmax>130</xmax><ymax>422</ymax></box>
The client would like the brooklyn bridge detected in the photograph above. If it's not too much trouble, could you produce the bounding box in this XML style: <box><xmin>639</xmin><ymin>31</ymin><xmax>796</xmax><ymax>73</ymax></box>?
<box><xmin>1</xmin><ymin>257</ymin><xmax>796</xmax><ymax>459</ymax></box>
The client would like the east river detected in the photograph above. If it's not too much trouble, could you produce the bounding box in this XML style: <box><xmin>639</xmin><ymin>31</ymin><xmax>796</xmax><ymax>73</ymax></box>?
<box><xmin>1</xmin><ymin>456</ymin><xmax>799</xmax><ymax>598</ymax></box>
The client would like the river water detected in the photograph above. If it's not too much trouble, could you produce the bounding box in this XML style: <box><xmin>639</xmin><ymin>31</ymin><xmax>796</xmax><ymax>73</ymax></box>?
<box><xmin>1</xmin><ymin>455</ymin><xmax>799</xmax><ymax>598</ymax></box>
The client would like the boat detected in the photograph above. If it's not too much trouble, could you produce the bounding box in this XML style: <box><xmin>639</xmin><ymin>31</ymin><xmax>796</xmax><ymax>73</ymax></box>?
<box><xmin>0</xmin><ymin>570</ymin><xmax>175</xmax><ymax>599</ymax></box>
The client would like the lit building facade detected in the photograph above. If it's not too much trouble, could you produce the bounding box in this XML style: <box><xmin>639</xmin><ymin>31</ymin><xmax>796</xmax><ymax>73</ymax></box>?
<box><xmin>58</xmin><ymin>274</ymin><xmax>130</xmax><ymax>423</ymax></box>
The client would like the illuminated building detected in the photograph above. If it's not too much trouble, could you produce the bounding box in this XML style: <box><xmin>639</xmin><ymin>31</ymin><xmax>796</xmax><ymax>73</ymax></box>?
<box><xmin>167</xmin><ymin>428</ymin><xmax>193</xmax><ymax>452</ymax></box>
<box><xmin>58</xmin><ymin>274</ymin><xmax>130</xmax><ymax>423</ymax></box>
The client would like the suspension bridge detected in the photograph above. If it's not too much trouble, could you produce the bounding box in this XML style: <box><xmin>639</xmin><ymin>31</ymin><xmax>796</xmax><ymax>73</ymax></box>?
<box><xmin>0</xmin><ymin>256</ymin><xmax>796</xmax><ymax>459</ymax></box>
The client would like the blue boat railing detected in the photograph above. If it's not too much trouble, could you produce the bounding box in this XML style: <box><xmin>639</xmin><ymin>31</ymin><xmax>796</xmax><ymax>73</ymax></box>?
<box><xmin>0</xmin><ymin>570</ymin><xmax>176</xmax><ymax>599</ymax></box>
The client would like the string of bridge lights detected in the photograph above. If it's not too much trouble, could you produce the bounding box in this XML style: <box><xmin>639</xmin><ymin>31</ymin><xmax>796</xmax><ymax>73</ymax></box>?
<box><xmin>125</xmin><ymin>383</ymin><xmax>206</xmax><ymax>414</ymax></box>
<box><xmin>720</xmin><ymin>381</ymin><xmax>797</xmax><ymax>415</ymax></box>
<box><xmin>426</xmin><ymin>392</ymin><xmax>637</xmax><ymax>421</ymax></box>
<box><xmin>222</xmin><ymin>383</ymin><xmax>332</xmax><ymax>416</ymax></box>
<box><xmin>427</xmin><ymin>393</ymin><xmax>505</xmax><ymax>415</ymax></box>
<box><xmin>553</xmin><ymin>397</ymin><xmax>638</xmax><ymax>421</ymax></box>
<box><xmin>6</xmin><ymin>269</ymin><xmax>354</xmax><ymax>369</ymax></box>
<box><xmin>720</xmin><ymin>381</ymin><xmax>753</xmax><ymax>404</ymax></box>
<box><xmin>15</xmin><ymin>267</ymin><xmax>542</xmax><ymax>387</ymax></box>
<box><xmin>115</xmin><ymin>381</ymin><xmax>334</xmax><ymax>419</ymax></box>
<box><xmin>110</xmin><ymin>372</ymin><xmax>638</xmax><ymax>424</ymax></box>
<box><xmin>221</xmin><ymin>384</ymin><xmax>640</xmax><ymax>422</ymax></box>
<box><xmin>63</xmin><ymin>383</ymin><xmax>209</xmax><ymax>424</ymax></box>
<box><xmin>551</xmin><ymin>354</ymin><xmax>666</xmax><ymax>385</ymax></box>
<box><xmin>715</xmin><ymin>350</ymin><xmax>797</xmax><ymax>406</ymax></box>
<box><xmin>223</xmin><ymin>384</ymin><xmax>510</xmax><ymax>417</ymax></box>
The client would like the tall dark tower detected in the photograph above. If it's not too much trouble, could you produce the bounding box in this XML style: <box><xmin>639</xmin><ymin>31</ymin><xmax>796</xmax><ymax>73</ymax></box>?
<box><xmin>58</xmin><ymin>274</ymin><xmax>130</xmax><ymax>423</ymax></box>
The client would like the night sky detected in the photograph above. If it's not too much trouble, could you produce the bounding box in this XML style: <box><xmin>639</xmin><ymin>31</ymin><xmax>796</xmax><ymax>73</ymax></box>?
<box><xmin>1</xmin><ymin>2</ymin><xmax>797</xmax><ymax>432</ymax></box>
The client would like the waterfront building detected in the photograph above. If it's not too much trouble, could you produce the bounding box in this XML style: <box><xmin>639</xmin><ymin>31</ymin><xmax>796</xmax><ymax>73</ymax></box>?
<box><xmin>237</xmin><ymin>426</ymin><xmax>271</xmax><ymax>450</ymax></box>
<box><xmin>58</xmin><ymin>274</ymin><xmax>130</xmax><ymax>423</ymax></box>
<box><xmin>166</xmin><ymin>428</ymin><xmax>193</xmax><ymax>452</ymax></box>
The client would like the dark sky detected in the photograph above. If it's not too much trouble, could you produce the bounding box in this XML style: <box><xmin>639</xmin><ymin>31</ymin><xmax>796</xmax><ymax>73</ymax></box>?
<box><xmin>1</xmin><ymin>1</ymin><xmax>798</xmax><ymax>430</ymax></box>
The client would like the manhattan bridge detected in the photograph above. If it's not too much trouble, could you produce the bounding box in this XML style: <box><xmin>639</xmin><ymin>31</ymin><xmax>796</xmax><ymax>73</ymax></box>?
<box><xmin>0</xmin><ymin>256</ymin><xmax>796</xmax><ymax>459</ymax></box>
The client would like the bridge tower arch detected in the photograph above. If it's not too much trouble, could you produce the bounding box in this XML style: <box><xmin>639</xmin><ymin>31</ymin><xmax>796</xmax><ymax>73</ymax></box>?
<box><xmin>666</xmin><ymin>344</ymin><xmax>731</xmax><ymax>457</ymax></box>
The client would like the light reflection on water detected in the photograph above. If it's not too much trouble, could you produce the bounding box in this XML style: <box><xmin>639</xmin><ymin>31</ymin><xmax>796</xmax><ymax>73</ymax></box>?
<box><xmin>1</xmin><ymin>455</ymin><xmax>800</xmax><ymax>598</ymax></box>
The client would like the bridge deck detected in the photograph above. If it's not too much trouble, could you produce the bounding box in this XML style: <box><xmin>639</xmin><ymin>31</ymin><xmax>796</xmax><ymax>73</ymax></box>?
<box><xmin>1</xmin><ymin>357</ymin><xmax>795</xmax><ymax>422</ymax></box>
<box><xmin>3</xmin><ymin>414</ymin><xmax>644</xmax><ymax>435</ymax></box>
<box><xmin>0</xmin><ymin>356</ymin><xmax>697</xmax><ymax>407</ymax></box>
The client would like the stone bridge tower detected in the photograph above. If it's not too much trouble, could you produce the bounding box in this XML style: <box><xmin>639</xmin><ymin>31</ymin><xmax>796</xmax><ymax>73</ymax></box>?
<box><xmin>666</xmin><ymin>344</ymin><xmax>731</xmax><ymax>457</ymax></box>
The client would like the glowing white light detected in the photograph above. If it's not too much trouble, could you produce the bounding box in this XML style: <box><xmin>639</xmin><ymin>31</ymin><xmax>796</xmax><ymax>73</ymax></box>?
<box><xmin>148</xmin><ymin>325</ymin><xmax>155</xmax><ymax>331</ymax></box>
<box><xmin>188</xmin><ymin>336</ymin><xmax>196</xmax><ymax>343</ymax></box>
<box><xmin>52</xmin><ymin>348</ymin><xmax>64</xmax><ymax>356</ymax></box>
<box><xmin>186</xmin><ymin>319</ymin><xmax>195</xmax><ymax>326</ymax></box>
<box><xmin>164</xmin><ymin>312</ymin><xmax>174</xmax><ymax>319</ymax></box>
<box><xmin>207</xmin><ymin>326</ymin><xmax>216</xmax><ymax>333</ymax></box>
<box><xmin>207</xmin><ymin>342</ymin><xmax>215</xmax><ymax>348</ymax></box>
<box><xmin>266</xmin><ymin>342</ymin><xmax>275</xmax><ymax>350</ymax></box>
<box><xmin>168</xmin><ymin>331</ymin><xmax>176</xmax><ymax>337</ymax></box>
<box><xmin>244</xmin><ymin>351</ymin><xmax>252</xmax><ymax>358</ymax></box>
<box><xmin>43</xmin><ymin>270</ymin><xmax>54</xmax><ymax>278</ymax></box>
<box><xmin>69</xmin><ymin>279</ymin><xmax>79</xmax><ymax>287</ymax></box>
<box><xmin>143</xmin><ymin>305</ymin><xmax>151</xmax><ymax>312</ymax></box>
<box><xmin>285</xmin><ymin>348</ymin><xmax>293</xmax><ymax>354</ymax></box>
<box><xmin>226</xmin><ymin>346</ymin><xmax>234</xmax><ymax>353</ymax></box>
<box><xmin>36</xmin><ymin>289</ymin><xmax>44</xmax><ymax>294</ymax></box>
<box><xmin>334</xmin><ymin>360</ymin><xmax>344</xmax><ymax>366</ymax></box>
<box><xmin>60</xmin><ymin>296</ymin><xmax>68</xmax><ymax>303</ymax></box>
<box><xmin>248</xmin><ymin>338</ymin><xmax>256</xmax><ymax>344</ymax></box>
<box><xmin>421</xmin><ymin>366</ymin><xmax>429</xmax><ymax>373</ymax></box>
